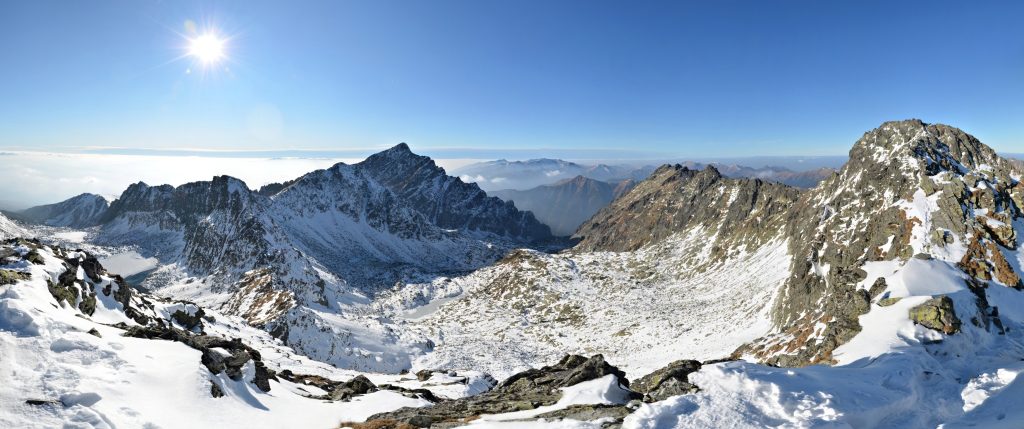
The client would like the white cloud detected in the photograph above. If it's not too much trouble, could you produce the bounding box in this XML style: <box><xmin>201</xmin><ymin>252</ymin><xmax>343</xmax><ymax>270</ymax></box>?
<box><xmin>544</xmin><ymin>170</ymin><xmax>562</xmax><ymax>177</ymax></box>
<box><xmin>490</xmin><ymin>177</ymin><xmax>507</xmax><ymax>183</ymax></box>
<box><xmin>459</xmin><ymin>174</ymin><xmax>486</xmax><ymax>183</ymax></box>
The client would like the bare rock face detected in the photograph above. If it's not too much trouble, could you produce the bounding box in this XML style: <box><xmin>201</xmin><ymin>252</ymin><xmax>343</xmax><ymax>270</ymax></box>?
<box><xmin>573</xmin><ymin>165</ymin><xmax>800</xmax><ymax>256</ymax></box>
<box><xmin>357</xmin><ymin>143</ymin><xmax>553</xmax><ymax>242</ymax></box>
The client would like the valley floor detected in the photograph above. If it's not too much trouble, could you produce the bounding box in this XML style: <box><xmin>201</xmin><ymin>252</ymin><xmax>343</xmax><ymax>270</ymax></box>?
<box><xmin>4</xmin><ymin>227</ymin><xmax>1024</xmax><ymax>428</ymax></box>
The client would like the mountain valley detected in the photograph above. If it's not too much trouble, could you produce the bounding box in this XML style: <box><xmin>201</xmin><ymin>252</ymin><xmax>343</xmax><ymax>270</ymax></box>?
<box><xmin>3</xmin><ymin>120</ymin><xmax>1024</xmax><ymax>428</ymax></box>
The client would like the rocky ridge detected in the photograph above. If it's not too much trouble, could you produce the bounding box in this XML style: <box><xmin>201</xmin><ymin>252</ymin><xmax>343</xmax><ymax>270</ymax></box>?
<box><xmin>573</xmin><ymin>164</ymin><xmax>800</xmax><ymax>256</ymax></box>
<box><xmin>742</xmin><ymin>119</ymin><xmax>1024</xmax><ymax>365</ymax></box>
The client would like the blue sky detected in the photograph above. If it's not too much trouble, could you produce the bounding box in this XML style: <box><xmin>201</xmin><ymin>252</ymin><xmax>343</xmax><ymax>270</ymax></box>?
<box><xmin>2</xmin><ymin>0</ymin><xmax>1024</xmax><ymax>158</ymax></box>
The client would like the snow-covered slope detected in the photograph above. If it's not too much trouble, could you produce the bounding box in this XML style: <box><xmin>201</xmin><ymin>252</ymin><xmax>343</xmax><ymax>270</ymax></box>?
<box><xmin>366</xmin><ymin>120</ymin><xmax>1024</xmax><ymax>427</ymax></box>
<box><xmin>15</xmin><ymin>193</ymin><xmax>109</xmax><ymax>228</ymax></box>
<box><xmin>0</xmin><ymin>239</ymin><xmax>500</xmax><ymax>429</ymax></box>
<box><xmin>0</xmin><ymin>212</ymin><xmax>27</xmax><ymax>239</ymax></box>
<box><xmin>393</xmin><ymin>236</ymin><xmax>791</xmax><ymax>380</ymax></box>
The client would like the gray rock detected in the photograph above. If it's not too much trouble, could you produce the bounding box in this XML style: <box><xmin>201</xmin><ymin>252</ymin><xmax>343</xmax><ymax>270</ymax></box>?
<box><xmin>909</xmin><ymin>296</ymin><xmax>961</xmax><ymax>335</ymax></box>
<box><xmin>366</xmin><ymin>354</ymin><xmax>640</xmax><ymax>428</ymax></box>
<box><xmin>632</xmin><ymin>359</ymin><xmax>701</xmax><ymax>402</ymax></box>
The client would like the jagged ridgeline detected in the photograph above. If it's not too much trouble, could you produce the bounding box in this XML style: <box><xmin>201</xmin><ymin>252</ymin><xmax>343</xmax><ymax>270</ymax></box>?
<box><xmin>18</xmin><ymin>144</ymin><xmax>555</xmax><ymax>372</ymax></box>
<box><xmin>572</xmin><ymin>119</ymin><xmax>1024</xmax><ymax>366</ymax></box>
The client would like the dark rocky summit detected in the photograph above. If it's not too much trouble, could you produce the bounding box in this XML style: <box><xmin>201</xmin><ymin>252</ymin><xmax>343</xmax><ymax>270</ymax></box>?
<box><xmin>356</xmin><ymin>143</ymin><xmax>553</xmax><ymax>242</ymax></box>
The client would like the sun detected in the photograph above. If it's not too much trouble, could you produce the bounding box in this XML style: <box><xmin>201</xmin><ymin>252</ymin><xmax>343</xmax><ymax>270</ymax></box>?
<box><xmin>188</xmin><ymin>33</ymin><xmax>226</xmax><ymax>65</ymax></box>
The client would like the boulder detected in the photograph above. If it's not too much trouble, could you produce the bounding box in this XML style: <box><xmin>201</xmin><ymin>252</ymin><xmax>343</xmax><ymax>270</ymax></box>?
<box><xmin>415</xmin><ymin>369</ymin><xmax>435</xmax><ymax>382</ymax></box>
<box><xmin>632</xmin><ymin>359</ymin><xmax>701</xmax><ymax>402</ymax></box>
<box><xmin>867</xmin><ymin>278</ymin><xmax>888</xmax><ymax>300</ymax></box>
<box><xmin>909</xmin><ymin>296</ymin><xmax>961</xmax><ymax>334</ymax></box>
<box><xmin>330</xmin><ymin>375</ymin><xmax>378</xmax><ymax>401</ymax></box>
<box><xmin>877</xmin><ymin>297</ymin><xmax>901</xmax><ymax>307</ymax></box>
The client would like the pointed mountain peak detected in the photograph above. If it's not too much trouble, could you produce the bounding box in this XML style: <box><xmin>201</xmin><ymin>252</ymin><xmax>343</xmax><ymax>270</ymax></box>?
<box><xmin>389</xmin><ymin>142</ymin><xmax>412</xmax><ymax>153</ymax></box>
<box><xmin>554</xmin><ymin>175</ymin><xmax>594</xmax><ymax>187</ymax></box>
<box><xmin>701</xmin><ymin>164</ymin><xmax>723</xmax><ymax>178</ymax></box>
<box><xmin>360</xmin><ymin>142</ymin><xmax>432</xmax><ymax>167</ymax></box>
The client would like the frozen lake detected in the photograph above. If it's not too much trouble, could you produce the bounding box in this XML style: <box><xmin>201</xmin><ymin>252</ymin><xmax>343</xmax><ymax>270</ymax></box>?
<box><xmin>51</xmin><ymin>231</ymin><xmax>88</xmax><ymax>243</ymax></box>
<box><xmin>99</xmin><ymin>251</ymin><xmax>159</xmax><ymax>278</ymax></box>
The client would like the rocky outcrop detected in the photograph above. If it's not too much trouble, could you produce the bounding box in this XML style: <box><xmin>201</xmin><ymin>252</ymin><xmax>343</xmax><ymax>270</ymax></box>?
<box><xmin>122</xmin><ymin>323</ymin><xmax>278</xmax><ymax>393</ymax></box>
<box><xmin>631</xmin><ymin>359</ymin><xmax>701</xmax><ymax>402</ymax></box>
<box><xmin>366</xmin><ymin>354</ymin><xmax>639</xmax><ymax>428</ymax></box>
<box><xmin>909</xmin><ymin>296</ymin><xmax>961</xmax><ymax>335</ymax></box>
<box><xmin>0</xmin><ymin>268</ymin><xmax>30</xmax><ymax>285</ymax></box>
<box><xmin>277</xmin><ymin>370</ymin><xmax>437</xmax><ymax>403</ymax></box>
<box><xmin>743</xmin><ymin>119</ymin><xmax>1023</xmax><ymax>365</ymax></box>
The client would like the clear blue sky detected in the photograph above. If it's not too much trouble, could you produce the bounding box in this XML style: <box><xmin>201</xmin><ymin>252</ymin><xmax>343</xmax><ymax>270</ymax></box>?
<box><xmin>2</xmin><ymin>0</ymin><xmax>1024</xmax><ymax>158</ymax></box>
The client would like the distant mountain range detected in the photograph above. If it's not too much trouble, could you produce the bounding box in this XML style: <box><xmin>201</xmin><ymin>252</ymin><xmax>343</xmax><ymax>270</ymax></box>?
<box><xmin>490</xmin><ymin>176</ymin><xmax>636</xmax><ymax>236</ymax></box>
<box><xmin>453</xmin><ymin>157</ymin><xmax>834</xmax><ymax>193</ymax></box>
<box><xmin>450</xmin><ymin>159</ymin><xmax>655</xmax><ymax>191</ymax></box>
<box><xmin>7</xmin><ymin>193</ymin><xmax>109</xmax><ymax>228</ymax></box>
